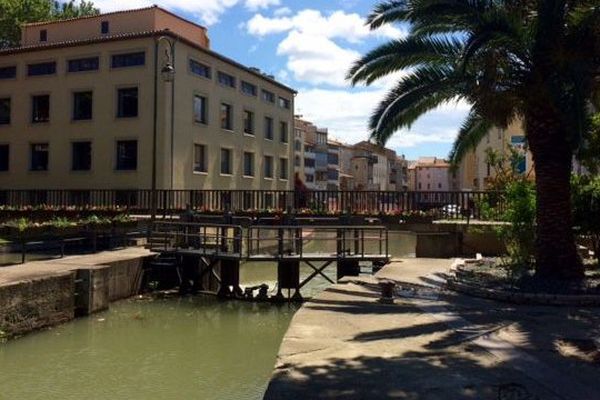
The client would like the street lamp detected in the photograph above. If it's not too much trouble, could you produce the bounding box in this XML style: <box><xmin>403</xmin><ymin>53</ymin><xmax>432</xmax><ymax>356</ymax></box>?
<box><xmin>151</xmin><ymin>35</ymin><xmax>176</xmax><ymax>224</ymax></box>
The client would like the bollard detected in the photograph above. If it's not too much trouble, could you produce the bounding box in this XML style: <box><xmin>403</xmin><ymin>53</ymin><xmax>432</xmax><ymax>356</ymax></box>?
<box><xmin>378</xmin><ymin>280</ymin><xmax>396</xmax><ymax>304</ymax></box>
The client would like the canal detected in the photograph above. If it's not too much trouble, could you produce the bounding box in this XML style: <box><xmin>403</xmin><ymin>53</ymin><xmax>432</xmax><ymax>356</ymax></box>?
<box><xmin>0</xmin><ymin>232</ymin><xmax>415</xmax><ymax>399</ymax></box>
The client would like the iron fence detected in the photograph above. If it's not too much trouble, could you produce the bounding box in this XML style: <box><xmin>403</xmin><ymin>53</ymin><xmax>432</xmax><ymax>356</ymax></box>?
<box><xmin>0</xmin><ymin>189</ymin><xmax>504</xmax><ymax>219</ymax></box>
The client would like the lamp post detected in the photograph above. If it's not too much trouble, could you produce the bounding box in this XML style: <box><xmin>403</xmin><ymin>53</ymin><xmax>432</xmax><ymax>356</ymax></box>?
<box><xmin>151</xmin><ymin>35</ymin><xmax>176</xmax><ymax>224</ymax></box>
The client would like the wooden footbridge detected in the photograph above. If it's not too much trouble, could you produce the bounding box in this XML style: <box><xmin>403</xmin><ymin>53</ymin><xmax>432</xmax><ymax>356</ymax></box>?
<box><xmin>146</xmin><ymin>215</ymin><xmax>390</xmax><ymax>301</ymax></box>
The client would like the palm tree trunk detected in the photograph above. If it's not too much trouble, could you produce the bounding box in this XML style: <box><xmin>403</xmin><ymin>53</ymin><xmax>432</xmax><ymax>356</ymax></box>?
<box><xmin>526</xmin><ymin>112</ymin><xmax>584</xmax><ymax>280</ymax></box>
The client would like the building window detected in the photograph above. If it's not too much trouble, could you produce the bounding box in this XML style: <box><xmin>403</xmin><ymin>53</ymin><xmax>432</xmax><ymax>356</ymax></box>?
<box><xmin>30</xmin><ymin>143</ymin><xmax>49</xmax><ymax>171</ymax></box>
<box><xmin>279</xmin><ymin>158</ymin><xmax>289</xmax><ymax>180</ymax></box>
<box><xmin>220</xmin><ymin>103</ymin><xmax>233</xmax><ymax>130</ymax></box>
<box><xmin>294</xmin><ymin>140</ymin><xmax>301</xmax><ymax>152</ymax></box>
<box><xmin>243</xmin><ymin>152</ymin><xmax>254</xmax><ymax>177</ymax></box>
<box><xmin>280</xmin><ymin>121</ymin><xmax>288</xmax><ymax>143</ymax></box>
<box><xmin>243</xmin><ymin>110</ymin><xmax>254</xmax><ymax>135</ymax></box>
<box><xmin>241</xmin><ymin>81</ymin><xmax>257</xmax><ymax>96</ymax></box>
<box><xmin>0</xmin><ymin>145</ymin><xmax>9</xmax><ymax>171</ymax></box>
<box><xmin>32</xmin><ymin>95</ymin><xmax>50</xmax><ymax>123</ymax></box>
<box><xmin>116</xmin><ymin>140</ymin><xmax>137</xmax><ymax>170</ymax></box>
<box><xmin>68</xmin><ymin>57</ymin><xmax>99</xmax><ymax>72</ymax></box>
<box><xmin>427</xmin><ymin>183</ymin><xmax>431</xmax><ymax>190</ymax></box>
<box><xmin>0</xmin><ymin>66</ymin><xmax>16</xmax><ymax>79</ymax></box>
<box><xmin>193</xmin><ymin>144</ymin><xmax>207</xmax><ymax>173</ymax></box>
<box><xmin>304</xmin><ymin>158</ymin><xmax>315</xmax><ymax>168</ymax></box>
<box><xmin>101</xmin><ymin>21</ymin><xmax>109</xmax><ymax>34</ymax></box>
<box><xmin>189</xmin><ymin>59</ymin><xmax>211</xmax><ymax>78</ymax></box>
<box><xmin>279</xmin><ymin>97</ymin><xmax>291</xmax><ymax>109</ymax></box>
<box><xmin>73</xmin><ymin>91</ymin><xmax>93</xmax><ymax>120</ymax></box>
<box><xmin>264</xmin><ymin>117</ymin><xmax>274</xmax><ymax>140</ymax></box>
<box><xmin>194</xmin><ymin>95</ymin><xmax>208</xmax><ymax>124</ymax></box>
<box><xmin>0</xmin><ymin>98</ymin><xmax>10</xmax><ymax>125</ymax></box>
<box><xmin>418</xmin><ymin>182</ymin><xmax>422</xmax><ymax>190</ymax></box>
<box><xmin>262</xmin><ymin>90</ymin><xmax>275</xmax><ymax>103</ymax></box>
<box><xmin>117</xmin><ymin>87</ymin><xmax>138</xmax><ymax>118</ymax></box>
<box><xmin>112</xmin><ymin>52</ymin><xmax>145</xmax><ymax>68</ymax></box>
<box><xmin>487</xmin><ymin>163</ymin><xmax>491</xmax><ymax>177</ymax></box>
<box><xmin>40</xmin><ymin>29</ymin><xmax>47</xmax><ymax>42</ymax></box>
<box><xmin>295</xmin><ymin>156</ymin><xmax>300</xmax><ymax>167</ymax></box>
<box><xmin>72</xmin><ymin>141</ymin><xmax>92</xmax><ymax>171</ymax></box>
<box><xmin>217</xmin><ymin>71</ymin><xmax>236</xmax><ymax>88</ymax></box>
<box><xmin>220</xmin><ymin>148</ymin><xmax>232</xmax><ymax>175</ymax></box>
<box><xmin>264</xmin><ymin>155</ymin><xmax>273</xmax><ymax>178</ymax></box>
<box><xmin>28</xmin><ymin>62</ymin><xmax>56</xmax><ymax>76</ymax></box>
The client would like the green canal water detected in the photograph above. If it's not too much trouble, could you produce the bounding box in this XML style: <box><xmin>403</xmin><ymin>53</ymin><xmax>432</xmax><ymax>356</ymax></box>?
<box><xmin>0</xmin><ymin>232</ymin><xmax>416</xmax><ymax>400</ymax></box>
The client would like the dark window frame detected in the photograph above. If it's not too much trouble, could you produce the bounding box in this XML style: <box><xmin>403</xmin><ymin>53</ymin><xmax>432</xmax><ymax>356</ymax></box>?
<box><xmin>279</xmin><ymin>158</ymin><xmax>289</xmax><ymax>180</ymax></box>
<box><xmin>101</xmin><ymin>21</ymin><xmax>109</xmax><ymax>34</ymax></box>
<box><xmin>40</xmin><ymin>29</ymin><xmax>47</xmax><ymax>42</ymax></box>
<box><xmin>262</xmin><ymin>90</ymin><xmax>275</xmax><ymax>103</ymax></box>
<box><xmin>117</xmin><ymin>87</ymin><xmax>138</xmax><ymax>118</ymax></box>
<box><xmin>31</xmin><ymin>94</ymin><xmax>50</xmax><ymax>123</ymax></box>
<box><xmin>193</xmin><ymin>144</ymin><xmax>207</xmax><ymax>173</ymax></box>
<box><xmin>0</xmin><ymin>66</ymin><xmax>16</xmax><ymax>80</ymax></box>
<box><xmin>111</xmin><ymin>52</ymin><xmax>145</xmax><ymax>68</ymax></box>
<box><xmin>30</xmin><ymin>143</ymin><xmax>49</xmax><ymax>171</ymax></box>
<box><xmin>220</xmin><ymin>103</ymin><xmax>233</xmax><ymax>131</ymax></box>
<box><xmin>28</xmin><ymin>62</ymin><xmax>56</xmax><ymax>76</ymax></box>
<box><xmin>217</xmin><ymin>71</ymin><xmax>236</xmax><ymax>88</ymax></box>
<box><xmin>0</xmin><ymin>144</ymin><xmax>9</xmax><ymax>171</ymax></box>
<box><xmin>71</xmin><ymin>141</ymin><xmax>92</xmax><ymax>171</ymax></box>
<box><xmin>220</xmin><ymin>148</ymin><xmax>232</xmax><ymax>175</ymax></box>
<box><xmin>264</xmin><ymin>116</ymin><xmax>274</xmax><ymax>140</ymax></box>
<box><xmin>264</xmin><ymin>155</ymin><xmax>274</xmax><ymax>178</ymax></box>
<box><xmin>193</xmin><ymin>95</ymin><xmax>208</xmax><ymax>124</ymax></box>
<box><xmin>0</xmin><ymin>98</ymin><xmax>10</xmax><ymax>125</ymax></box>
<box><xmin>279</xmin><ymin>97</ymin><xmax>291</xmax><ymax>109</ymax></box>
<box><xmin>115</xmin><ymin>140</ymin><xmax>138</xmax><ymax>171</ymax></box>
<box><xmin>189</xmin><ymin>59</ymin><xmax>211</xmax><ymax>79</ymax></box>
<box><xmin>241</xmin><ymin>81</ymin><xmax>257</xmax><ymax>96</ymax></box>
<box><xmin>73</xmin><ymin>91</ymin><xmax>93</xmax><ymax>121</ymax></box>
<box><xmin>68</xmin><ymin>57</ymin><xmax>99</xmax><ymax>73</ymax></box>
<box><xmin>243</xmin><ymin>110</ymin><xmax>254</xmax><ymax>135</ymax></box>
<box><xmin>279</xmin><ymin>121</ymin><xmax>289</xmax><ymax>143</ymax></box>
<box><xmin>243</xmin><ymin>152</ymin><xmax>254</xmax><ymax>177</ymax></box>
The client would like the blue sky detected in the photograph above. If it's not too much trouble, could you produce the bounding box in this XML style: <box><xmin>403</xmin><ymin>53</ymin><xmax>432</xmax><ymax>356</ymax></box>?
<box><xmin>93</xmin><ymin>0</ymin><xmax>470</xmax><ymax>160</ymax></box>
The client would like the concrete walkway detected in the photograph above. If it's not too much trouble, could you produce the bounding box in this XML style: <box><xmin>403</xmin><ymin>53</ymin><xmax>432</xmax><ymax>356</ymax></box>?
<box><xmin>264</xmin><ymin>258</ymin><xmax>600</xmax><ymax>399</ymax></box>
<box><xmin>0</xmin><ymin>247</ymin><xmax>154</xmax><ymax>285</ymax></box>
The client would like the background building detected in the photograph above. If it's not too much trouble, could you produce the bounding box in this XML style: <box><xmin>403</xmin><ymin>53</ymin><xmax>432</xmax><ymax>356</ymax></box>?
<box><xmin>410</xmin><ymin>157</ymin><xmax>455</xmax><ymax>191</ymax></box>
<box><xmin>0</xmin><ymin>6</ymin><xmax>295</xmax><ymax>193</ymax></box>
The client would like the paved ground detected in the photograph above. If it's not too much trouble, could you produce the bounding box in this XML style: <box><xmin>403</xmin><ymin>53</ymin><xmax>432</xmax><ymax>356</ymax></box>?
<box><xmin>264</xmin><ymin>258</ymin><xmax>600</xmax><ymax>400</ymax></box>
<box><xmin>0</xmin><ymin>247</ymin><xmax>154</xmax><ymax>285</ymax></box>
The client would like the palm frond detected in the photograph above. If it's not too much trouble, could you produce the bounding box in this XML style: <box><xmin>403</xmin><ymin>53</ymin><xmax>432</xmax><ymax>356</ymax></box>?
<box><xmin>347</xmin><ymin>36</ymin><xmax>463</xmax><ymax>86</ymax></box>
<box><xmin>448</xmin><ymin>111</ymin><xmax>493</xmax><ymax>165</ymax></box>
<box><xmin>368</xmin><ymin>66</ymin><xmax>464</xmax><ymax>145</ymax></box>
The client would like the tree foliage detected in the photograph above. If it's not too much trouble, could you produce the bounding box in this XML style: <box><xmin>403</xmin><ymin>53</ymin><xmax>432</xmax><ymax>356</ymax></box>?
<box><xmin>348</xmin><ymin>0</ymin><xmax>600</xmax><ymax>279</ymax></box>
<box><xmin>0</xmin><ymin>0</ymin><xmax>99</xmax><ymax>48</ymax></box>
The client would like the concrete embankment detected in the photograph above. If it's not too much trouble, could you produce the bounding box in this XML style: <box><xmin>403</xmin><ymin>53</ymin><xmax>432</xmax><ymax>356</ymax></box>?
<box><xmin>0</xmin><ymin>248</ymin><xmax>155</xmax><ymax>339</ymax></box>
<box><xmin>264</xmin><ymin>258</ymin><xmax>600</xmax><ymax>400</ymax></box>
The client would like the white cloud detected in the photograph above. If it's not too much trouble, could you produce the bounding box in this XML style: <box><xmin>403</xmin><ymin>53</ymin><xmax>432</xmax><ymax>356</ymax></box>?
<box><xmin>92</xmin><ymin>0</ymin><xmax>272</xmax><ymax>26</ymax></box>
<box><xmin>296</xmin><ymin>88</ymin><xmax>470</xmax><ymax>153</ymax></box>
<box><xmin>247</xmin><ymin>9</ymin><xmax>403</xmax><ymax>42</ymax></box>
<box><xmin>246</xmin><ymin>9</ymin><xmax>405</xmax><ymax>87</ymax></box>
<box><xmin>245</xmin><ymin>0</ymin><xmax>280</xmax><ymax>11</ymax></box>
<box><xmin>273</xmin><ymin>6</ymin><xmax>292</xmax><ymax>16</ymax></box>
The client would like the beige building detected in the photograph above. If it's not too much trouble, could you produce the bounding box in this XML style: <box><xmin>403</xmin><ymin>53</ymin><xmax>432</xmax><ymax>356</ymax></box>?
<box><xmin>457</xmin><ymin>120</ymin><xmax>534</xmax><ymax>190</ymax></box>
<box><xmin>350</xmin><ymin>141</ymin><xmax>407</xmax><ymax>191</ymax></box>
<box><xmin>0</xmin><ymin>6</ymin><xmax>295</xmax><ymax>193</ymax></box>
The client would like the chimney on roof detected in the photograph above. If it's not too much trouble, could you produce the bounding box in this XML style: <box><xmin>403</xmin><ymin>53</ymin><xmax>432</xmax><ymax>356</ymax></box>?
<box><xmin>249</xmin><ymin>67</ymin><xmax>261</xmax><ymax>73</ymax></box>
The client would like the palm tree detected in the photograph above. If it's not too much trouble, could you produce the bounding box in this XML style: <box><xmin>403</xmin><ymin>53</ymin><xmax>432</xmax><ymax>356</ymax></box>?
<box><xmin>348</xmin><ymin>0</ymin><xmax>600</xmax><ymax>280</ymax></box>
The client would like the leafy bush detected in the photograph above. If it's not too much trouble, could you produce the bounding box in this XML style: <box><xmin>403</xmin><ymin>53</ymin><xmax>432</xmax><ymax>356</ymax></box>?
<box><xmin>572</xmin><ymin>175</ymin><xmax>600</xmax><ymax>266</ymax></box>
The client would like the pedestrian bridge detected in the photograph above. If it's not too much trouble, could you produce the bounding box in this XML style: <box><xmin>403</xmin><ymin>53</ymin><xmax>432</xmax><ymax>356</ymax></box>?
<box><xmin>147</xmin><ymin>220</ymin><xmax>391</xmax><ymax>301</ymax></box>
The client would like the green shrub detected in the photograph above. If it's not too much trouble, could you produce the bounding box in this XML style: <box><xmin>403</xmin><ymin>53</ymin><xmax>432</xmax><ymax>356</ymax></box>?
<box><xmin>499</xmin><ymin>180</ymin><xmax>537</xmax><ymax>277</ymax></box>
<box><xmin>572</xmin><ymin>175</ymin><xmax>600</xmax><ymax>266</ymax></box>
